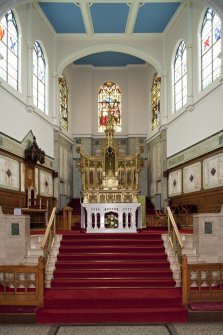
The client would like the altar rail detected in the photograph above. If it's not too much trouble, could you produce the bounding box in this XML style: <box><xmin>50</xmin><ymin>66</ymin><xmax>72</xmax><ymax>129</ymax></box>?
<box><xmin>182</xmin><ymin>255</ymin><xmax>223</xmax><ymax>305</ymax></box>
<box><xmin>0</xmin><ymin>256</ymin><xmax>44</xmax><ymax>306</ymax></box>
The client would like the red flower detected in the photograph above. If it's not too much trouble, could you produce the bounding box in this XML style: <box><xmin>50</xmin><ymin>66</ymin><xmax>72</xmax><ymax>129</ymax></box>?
<box><xmin>0</xmin><ymin>25</ymin><xmax>5</xmax><ymax>41</ymax></box>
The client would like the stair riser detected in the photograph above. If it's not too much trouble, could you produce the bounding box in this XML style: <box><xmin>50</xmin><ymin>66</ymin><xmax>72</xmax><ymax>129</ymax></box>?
<box><xmin>37</xmin><ymin>310</ymin><xmax>187</xmax><ymax>324</ymax></box>
<box><xmin>62</xmin><ymin>234</ymin><xmax>163</xmax><ymax>241</ymax></box>
<box><xmin>60</xmin><ymin>240</ymin><xmax>164</xmax><ymax>246</ymax></box>
<box><xmin>59</xmin><ymin>247</ymin><xmax>165</xmax><ymax>253</ymax></box>
<box><xmin>53</xmin><ymin>271</ymin><xmax>173</xmax><ymax>279</ymax></box>
<box><xmin>57</xmin><ymin>254</ymin><xmax>167</xmax><ymax>261</ymax></box>
<box><xmin>44</xmin><ymin>298</ymin><xmax>183</xmax><ymax>309</ymax></box>
<box><xmin>51</xmin><ymin>281</ymin><xmax>176</xmax><ymax>288</ymax></box>
<box><xmin>55</xmin><ymin>262</ymin><xmax>171</xmax><ymax>270</ymax></box>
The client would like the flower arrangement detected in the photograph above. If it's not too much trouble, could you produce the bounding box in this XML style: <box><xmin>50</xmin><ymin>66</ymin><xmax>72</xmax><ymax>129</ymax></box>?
<box><xmin>105</xmin><ymin>213</ymin><xmax>118</xmax><ymax>229</ymax></box>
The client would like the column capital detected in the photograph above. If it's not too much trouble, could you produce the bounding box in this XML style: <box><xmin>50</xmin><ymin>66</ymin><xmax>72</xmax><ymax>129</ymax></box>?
<box><xmin>26</xmin><ymin>42</ymin><xmax>33</xmax><ymax>49</ymax></box>
<box><xmin>186</xmin><ymin>42</ymin><xmax>193</xmax><ymax>49</ymax></box>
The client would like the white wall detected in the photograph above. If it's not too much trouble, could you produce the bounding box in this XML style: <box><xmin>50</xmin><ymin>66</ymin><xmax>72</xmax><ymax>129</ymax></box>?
<box><xmin>164</xmin><ymin>1</ymin><xmax>223</xmax><ymax>158</ymax></box>
<box><xmin>0</xmin><ymin>4</ymin><xmax>56</xmax><ymax>157</ymax></box>
<box><xmin>69</xmin><ymin>64</ymin><xmax>151</xmax><ymax>137</ymax></box>
<box><xmin>1</xmin><ymin>1</ymin><xmax>223</xmax><ymax>160</ymax></box>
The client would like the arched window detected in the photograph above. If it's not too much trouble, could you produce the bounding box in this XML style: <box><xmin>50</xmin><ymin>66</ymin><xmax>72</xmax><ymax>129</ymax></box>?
<box><xmin>174</xmin><ymin>40</ymin><xmax>187</xmax><ymax>112</ymax></box>
<box><xmin>59</xmin><ymin>75</ymin><xmax>69</xmax><ymax>131</ymax></box>
<box><xmin>98</xmin><ymin>81</ymin><xmax>121</xmax><ymax>132</ymax></box>
<box><xmin>33</xmin><ymin>41</ymin><xmax>46</xmax><ymax>113</ymax></box>
<box><xmin>151</xmin><ymin>73</ymin><xmax>161</xmax><ymax>130</ymax></box>
<box><xmin>201</xmin><ymin>8</ymin><xmax>221</xmax><ymax>90</ymax></box>
<box><xmin>0</xmin><ymin>10</ymin><xmax>19</xmax><ymax>90</ymax></box>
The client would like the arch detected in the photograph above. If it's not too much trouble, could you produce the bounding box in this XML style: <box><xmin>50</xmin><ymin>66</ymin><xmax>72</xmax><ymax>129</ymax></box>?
<box><xmin>0</xmin><ymin>8</ymin><xmax>19</xmax><ymax>90</ymax></box>
<box><xmin>173</xmin><ymin>39</ymin><xmax>187</xmax><ymax>112</ymax></box>
<box><xmin>57</xmin><ymin>44</ymin><xmax>162</xmax><ymax>76</ymax></box>
<box><xmin>33</xmin><ymin>39</ymin><xmax>48</xmax><ymax>113</ymax></box>
<box><xmin>98</xmin><ymin>81</ymin><xmax>122</xmax><ymax>133</ymax></box>
<box><xmin>0</xmin><ymin>0</ymin><xmax>30</xmax><ymax>19</ymax></box>
<box><xmin>170</xmin><ymin>39</ymin><xmax>186</xmax><ymax>114</ymax></box>
<box><xmin>199</xmin><ymin>7</ymin><xmax>222</xmax><ymax>90</ymax></box>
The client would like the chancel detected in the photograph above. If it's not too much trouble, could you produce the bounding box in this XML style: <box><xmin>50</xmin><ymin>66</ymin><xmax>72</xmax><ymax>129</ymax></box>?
<box><xmin>1</xmin><ymin>0</ymin><xmax>223</xmax><ymax>327</ymax></box>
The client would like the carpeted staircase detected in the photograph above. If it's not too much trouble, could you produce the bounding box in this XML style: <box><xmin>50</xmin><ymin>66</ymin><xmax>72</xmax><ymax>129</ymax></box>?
<box><xmin>36</xmin><ymin>231</ymin><xmax>188</xmax><ymax>324</ymax></box>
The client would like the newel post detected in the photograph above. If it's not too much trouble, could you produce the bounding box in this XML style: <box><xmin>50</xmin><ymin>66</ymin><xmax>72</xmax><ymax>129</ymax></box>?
<box><xmin>63</xmin><ymin>207</ymin><xmax>73</xmax><ymax>230</ymax></box>
<box><xmin>181</xmin><ymin>254</ymin><xmax>188</xmax><ymax>306</ymax></box>
<box><xmin>38</xmin><ymin>256</ymin><xmax>44</xmax><ymax>307</ymax></box>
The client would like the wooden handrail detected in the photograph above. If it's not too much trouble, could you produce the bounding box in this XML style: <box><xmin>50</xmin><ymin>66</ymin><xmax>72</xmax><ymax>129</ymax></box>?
<box><xmin>166</xmin><ymin>206</ymin><xmax>184</xmax><ymax>265</ymax></box>
<box><xmin>182</xmin><ymin>254</ymin><xmax>223</xmax><ymax>305</ymax></box>
<box><xmin>167</xmin><ymin>207</ymin><xmax>184</xmax><ymax>248</ymax></box>
<box><xmin>0</xmin><ymin>256</ymin><xmax>44</xmax><ymax>306</ymax></box>
<box><xmin>41</xmin><ymin>207</ymin><xmax>56</xmax><ymax>268</ymax></box>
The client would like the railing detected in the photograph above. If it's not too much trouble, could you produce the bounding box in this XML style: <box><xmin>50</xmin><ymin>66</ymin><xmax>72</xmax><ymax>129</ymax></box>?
<box><xmin>0</xmin><ymin>256</ymin><xmax>44</xmax><ymax>306</ymax></box>
<box><xmin>41</xmin><ymin>207</ymin><xmax>56</xmax><ymax>268</ymax></box>
<box><xmin>182</xmin><ymin>255</ymin><xmax>223</xmax><ymax>305</ymax></box>
<box><xmin>147</xmin><ymin>211</ymin><xmax>168</xmax><ymax>227</ymax></box>
<box><xmin>173</xmin><ymin>213</ymin><xmax>193</xmax><ymax>230</ymax></box>
<box><xmin>166</xmin><ymin>206</ymin><xmax>184</xmax><ymax>265</ymax></box>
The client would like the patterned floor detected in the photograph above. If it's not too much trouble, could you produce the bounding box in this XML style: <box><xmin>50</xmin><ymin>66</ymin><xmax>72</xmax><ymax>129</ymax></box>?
<box><xmin>0</xmin><ymin>323</ymin><xmax>223</xmax><ymax>335</ymax></box>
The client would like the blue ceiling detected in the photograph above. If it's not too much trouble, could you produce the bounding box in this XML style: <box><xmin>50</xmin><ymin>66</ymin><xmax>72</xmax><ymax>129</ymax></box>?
<box><xmin>74</xmin><ymin>52</ymin><xmax>146</xmax><ymax>67</ymax></box>
<box><xmin>37</xmin><ymin>1</ymin><xmax>182</xmax><ymax>66</ymax></box>
<box><xmin>90</xmin><ymin>3</ymin><xmax>129</xmax><ymax>34</ymax></box>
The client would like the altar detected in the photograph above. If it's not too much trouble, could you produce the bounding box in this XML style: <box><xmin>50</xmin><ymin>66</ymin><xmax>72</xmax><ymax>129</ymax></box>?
<box><xmin>78</xmin><ymin>107</ymin><xmax>142</xmax><ymax>233</ymax></box>
<box><xmin>81</xmin><ymin>203</ymin><xmax>142</xmax><ymax>233</ymax></box>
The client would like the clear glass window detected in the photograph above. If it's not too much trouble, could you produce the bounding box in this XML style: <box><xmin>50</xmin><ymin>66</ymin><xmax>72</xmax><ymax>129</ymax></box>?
<box><xmin>33</xmin><ymin>41</ymin><xmax>46</xmax><ymax>113</ymax></box>
<box><xmin>174</xmin><ymin>40</ymin><xmax>187</xmax><ymax>112</ymax></box>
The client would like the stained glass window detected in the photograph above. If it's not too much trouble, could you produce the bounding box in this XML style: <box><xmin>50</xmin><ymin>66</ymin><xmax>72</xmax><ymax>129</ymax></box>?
<box><xmin>59</xmin><ymin>76</ymin><xmax>69</xmax><ymax>131</ymax></box>
<box><xmin>201</xmin><ymin>8</ymin><xmax>221</xmax><ymax>90</ymax></box>
<box><xmin>174</xmin><ymin>40</ymin><xmax>187</xmax><ymax>112</ymax></box>
<box><xmin>0</xmin><ymin>10</ymin><xmax>19</xmax><ymax>90</ymax></box>
<box><xmin>151</xmin><ymin>73</ymin><xmax>161</xmax><ymax>130</ymax></box>
<box><xmin>98</xmin><ymin>81</ymin><xmax>121</xmax><ymax>132</ymax></box>
<box><xmin>33</xmin><ymin>41</ymin><xmax>46</xmax><ymax>113</ymax></box>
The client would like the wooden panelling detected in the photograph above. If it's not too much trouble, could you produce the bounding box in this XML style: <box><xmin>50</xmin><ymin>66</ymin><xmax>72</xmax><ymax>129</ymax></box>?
<box><xmin>168</xmin><ymin>148</ymin><xmax>223</xmax><ymax>213</ymax></box>
<box><xmin>0</xmin><ymin>188</ymin><xmax>56</xmax><ymax>215</ymax></box>
<box><xmin>0</xmin><ymin>189</ymin><xmax>26</xmax><ymax>214</ymax></box>
<box><xmin>169</xmin><ymin>187</ymin><xmax>223</xmax><ymax>213</ymax></box>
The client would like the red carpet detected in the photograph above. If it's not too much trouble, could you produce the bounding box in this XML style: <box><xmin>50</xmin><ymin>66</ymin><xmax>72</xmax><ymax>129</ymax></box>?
<box><xmin>36</xmin><ymin>231</ymin><xmax>188</xmax><ymax>324</ymax></box>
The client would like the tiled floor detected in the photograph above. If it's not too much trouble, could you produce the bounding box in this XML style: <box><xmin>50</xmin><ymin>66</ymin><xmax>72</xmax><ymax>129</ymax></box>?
<box><xmin>0</xmin><ymin>323</ymin><xmax>223</xmax><ymax>335</ymax></box>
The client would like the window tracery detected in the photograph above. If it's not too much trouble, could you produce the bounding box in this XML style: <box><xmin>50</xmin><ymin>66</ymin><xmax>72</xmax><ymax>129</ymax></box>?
<box><xmin>174</xmin><ymin>40</ymin><xmax>187</xmax><ymax>112</ymax></box>
<box><xmin>98</xmin><ymin>81</ymin><xmax>121</xmax><ymax>132</ymax></box>
<box><xmin>151</xmin><ymin>73</ymin><xmax>161</xmax><ymax>130</ymax></box>
<box><xmin>201</xmin><ymin>8</ymin><xmax>221</xmax><ymax>90</ymax></box>
<box><xmin>59</xmin><ymin>76</ymin><xmax>69</xmax><ymax>131</ymax></box>
<box><xmin>33</xmin><ymin>41</ymin><xmax>46</xmax><ymax>113</ymax></box>
<box><xmin>0</xmin><ymin>10</ymin><xmax>18</xmax><ymax>90</ymax></box>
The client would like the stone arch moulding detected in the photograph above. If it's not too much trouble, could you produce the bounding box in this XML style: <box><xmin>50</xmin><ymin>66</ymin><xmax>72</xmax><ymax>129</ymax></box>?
<box><xmin>57</xmin><ymin>44</ymin><xmax>162</xmax><ymax>76</ymax></box>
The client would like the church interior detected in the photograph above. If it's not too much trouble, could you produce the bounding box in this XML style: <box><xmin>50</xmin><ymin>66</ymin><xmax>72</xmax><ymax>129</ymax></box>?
<box><xmin>0</xmin><ymin>0</ymin><xmax>223</xmax><ymax>331</ymax></box>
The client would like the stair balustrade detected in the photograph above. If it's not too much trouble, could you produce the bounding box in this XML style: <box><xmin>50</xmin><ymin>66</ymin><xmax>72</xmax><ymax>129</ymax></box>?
<box><xmin>41</xmin><ymin>207</ymin><xmax>56</xmax><ymax>269</ymax></box>
<box><xmin>0</xmin><ymin>256</ymin><xmax>44</xmax><ymax>306</ymax></box>
<box><xmin>166</xmin><ymin>206</ymin><xmax>184</xmax><ymax>265</ymax></box>
<box><xmin>182</xmin><ymin>255</ymin><xmax>223</xmax><ymax>305</ymax></box>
